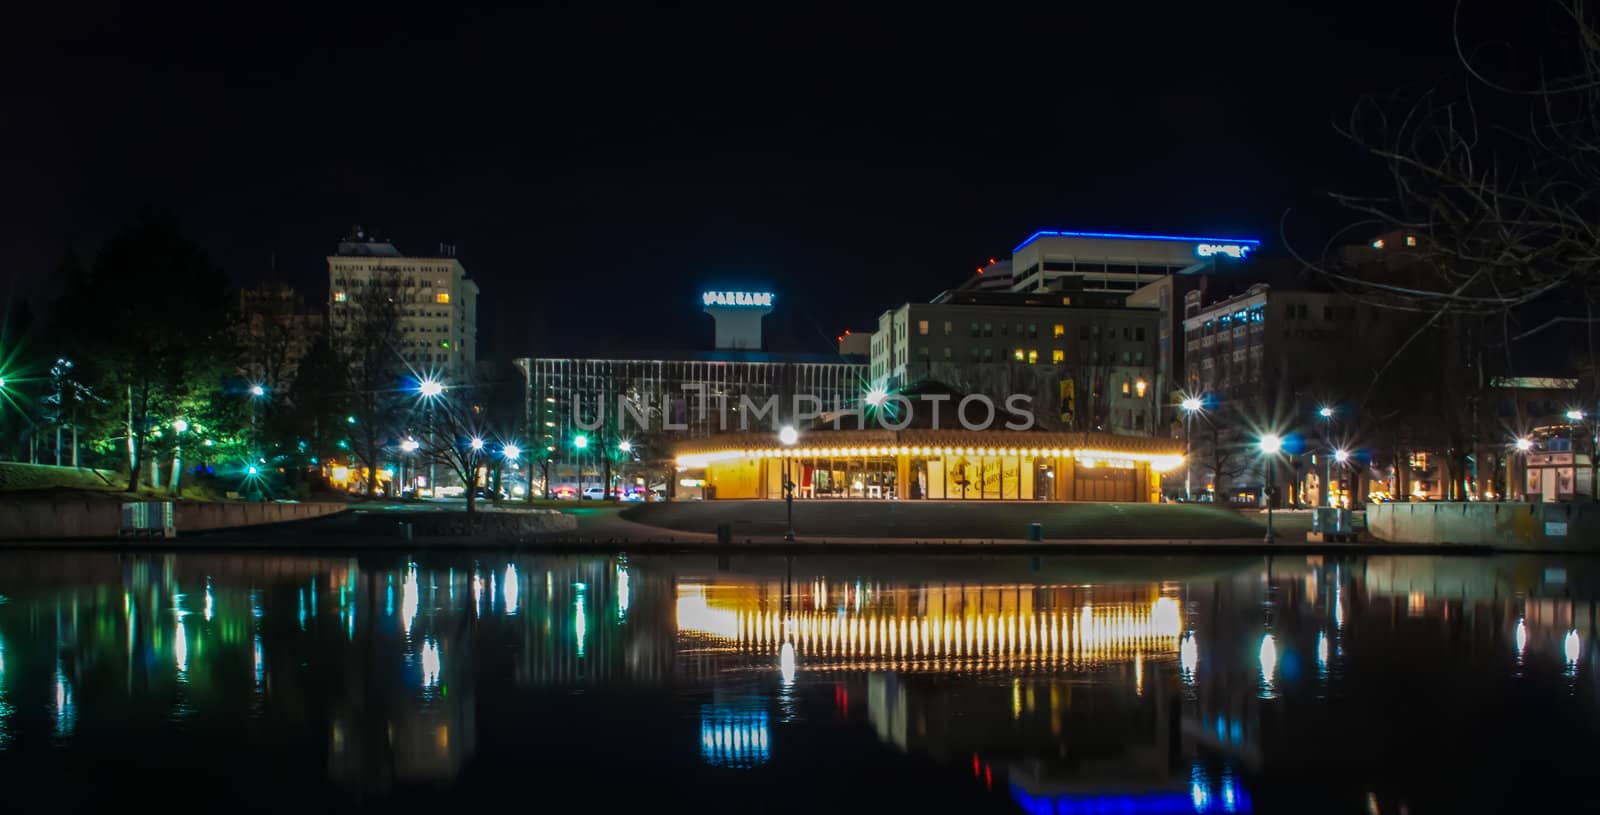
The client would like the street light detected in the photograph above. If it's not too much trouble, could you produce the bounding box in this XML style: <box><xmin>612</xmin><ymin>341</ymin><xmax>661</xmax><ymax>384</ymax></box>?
<box><xmin>418</xmin><ymin>379</ymin><xmax>444</xmax><ymax>399</ymax></box>
<box><xmin>618</xmin><ymin>440</ymin><xmax>632</xmax><ymax>453</ymax></box>
<box><xmin>1567</xmin><ymin>409</ymin><xmax>1586</xmax><ymax>422</ymax></box>
<box><xmin>1179</xmin><ymin>396</ymin><xmax>1204</xmax><ymax>501</ymax></box>
<box><xmin>865</xmin><ymin>386</ymin><xmax>887</xmax><ymax>408</ymax></box>
<box><xmin>249</xmin><ymin>384</ymin><xmax>266</xmax><ymax>398</ymax></box>
<box><xmin>503</xmin><ymin>444</ymin><xmax>521</xmax><ymax>460</ymax></box>
<box><xmin>780</xmin><ymin>425</ymin><xmax>799</xmax><ymax>541</ymax></box>
<box><xmin>401</xmin><ymin>438</ymin><xmax>419</xmax><ymax>453</ymax></box>
<box><xmin>1259</xmin><ymin>433</ymin><xmax>1283</xmax><ymax>542</ymax></box>
<box><xmin>171</xmin><ymin>419</ymin><xmax>188</xmax><ymax>433</ymax></box>
<box><xmin>1516</xmin><ymin>437</ymin><xmax>1533</xmax><ymax>452</ymax></box>
<box><xmin>470</xmin><ymin>436</ymin><xmax>485</xmax><ymax>451</ymax></box>
<box><xmin>1318</xmin><ymin>406</ymin><xmax>1334</xmax><ymax>419</ymax></box>
<box><xmin>1334</xmin><ymin>448</ymin><xmax>1350</xmax><ymax>464</ymax></box>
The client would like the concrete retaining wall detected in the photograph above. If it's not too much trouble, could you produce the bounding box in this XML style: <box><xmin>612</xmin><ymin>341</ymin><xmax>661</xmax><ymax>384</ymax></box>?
<box><xmin>1367</xmin><ymin>501</ymin><xmax>1599</xmax><ymax>549</ymax></box>
<box><xmin>174</xmin><ymin>502</ymin><xmax>346</xmax><ymax>533</ymax></box>
<box><xmin>0</xmin><ymin>498</ymin><xmax>122</xmax><ymax>538</ymax></box>
<box><xmin>0</xmin><ymin>500</ymin><xmax>346</xmax><ymax>540</ymax></box>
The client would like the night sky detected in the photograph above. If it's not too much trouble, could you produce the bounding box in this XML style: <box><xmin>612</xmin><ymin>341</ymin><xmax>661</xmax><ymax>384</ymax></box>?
<box><xmin>4</xmin><ymin>1</ymin><xmax>1484</xmax><ymax>359</ymax></box>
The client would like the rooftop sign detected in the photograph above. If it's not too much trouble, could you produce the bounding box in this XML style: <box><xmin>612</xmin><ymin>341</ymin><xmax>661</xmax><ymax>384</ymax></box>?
<box><xmin>703</xmin><ymin>291</ymin><xmax>774</xmax><ymax>308</ymax></box>
<box><xmin>1195</xmin><ymin>243</ymin><xmax>1254</xmax><ymax>259</ymax></box>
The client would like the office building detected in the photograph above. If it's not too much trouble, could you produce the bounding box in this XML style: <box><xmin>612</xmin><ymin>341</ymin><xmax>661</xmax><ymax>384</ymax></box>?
<box><xmin>871</xmin><ymin>288</ymin><xmax>1161</xmax><ymax>436</ymax></box>
<box><xmin>516</xmin><ymin>290</ymin><xmax>868</xmax><ymax>496</ymax></box>
<box><xmin>327</xmin><ymin>228</ymin><xmax>479</xmax><ymax>379</ymax></box>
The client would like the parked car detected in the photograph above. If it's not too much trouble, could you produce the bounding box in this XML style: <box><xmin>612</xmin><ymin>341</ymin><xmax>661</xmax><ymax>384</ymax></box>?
<box><xmin>581</xmin><ymin>486</ymin><xmax>607</xmax><ymax>500</ymax></box>
<box><xmin>473</xmin><ymin>486</ymin><xmax>507</xmax><ymax>501</ymax></box>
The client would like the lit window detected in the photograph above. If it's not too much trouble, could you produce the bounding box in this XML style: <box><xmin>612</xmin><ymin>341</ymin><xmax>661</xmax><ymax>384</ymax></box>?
<box><xmin>943</xmin><ymin>321</ymin><xmax>953</xmax><ymax>335</ymax></box>
<box><xmin>333</xmin><ymin>291</ymin><xmax>347</xmax><ymax>302</ymax></box>
<box><xmin>1027</xmin><ymin>349</ymin><xmax>1038</xmax><ymax>364</ymax></box>
<box><xmin>917</xmin><ymin>320</ymin><xmax>929</xmax><ymax>335</ymax></box>
<box><xmin>1013</xmin><ymin>348</ymin><xmax>1025</xmax><ymax>362</ymax></box>
<box><xmin>1371</xmin><ymin>239</ymin><xmax>1385</xmax><ymax>249</ymax></box>
<box><xmin>435</xmin><ymin>292</ymin><xmax>450</xmax><ymax>304</ymax></box>
<box><xmin>1135</xmin><ymin>379</ymin><xmax>1148</xmax><ymax>398</ymax></box>
<box><xmin>1053</xmin><ymin>324</ymin><xmax>1065</xmax><ymax>338</ymax></box>
<box><xmin>1121</xmin><ymin>378</ymin><xmax>1131</xmax><ymax>395</ymax></box>
<box><xmin>1052</xmin><ymin>349</ymin><xmax>1064</xmax><ymax>364</ymax></box>
<box><xmin>1405</xmin><ymin>235</ymin><xmax>1417</xmax><ymax>247</ymax></box>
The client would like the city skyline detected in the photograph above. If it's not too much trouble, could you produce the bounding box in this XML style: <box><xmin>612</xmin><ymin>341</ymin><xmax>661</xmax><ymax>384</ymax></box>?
<box><xmin>1</xmin><ymin>1</ymin><xmax>1470</xmax><ymax>358</ymax></box>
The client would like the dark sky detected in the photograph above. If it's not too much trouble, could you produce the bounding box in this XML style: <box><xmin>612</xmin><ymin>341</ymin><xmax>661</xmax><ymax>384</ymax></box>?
<box><xmin>3</xmin><ymin>0</ymin><xmax>1484</xmax><ymax>359</ymax></box>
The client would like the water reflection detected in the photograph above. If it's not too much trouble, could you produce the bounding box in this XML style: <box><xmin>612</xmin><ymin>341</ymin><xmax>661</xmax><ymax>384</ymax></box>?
<box><xmin>0</xmin><ymin>551</ymin><xmax>1596</xmax><ymax>812</ymax></box>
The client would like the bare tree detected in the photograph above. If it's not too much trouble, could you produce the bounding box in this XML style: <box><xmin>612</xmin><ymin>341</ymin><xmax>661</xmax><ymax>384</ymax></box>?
<box><xmin>1290</xmin><ymin>2</ymin><xmax>1600</xmax><ymax>499</ymax></box>
<box><xmin>330</xmin><ymin>268</ymin><xmax>406</xmax><ymax>498</ymax></box>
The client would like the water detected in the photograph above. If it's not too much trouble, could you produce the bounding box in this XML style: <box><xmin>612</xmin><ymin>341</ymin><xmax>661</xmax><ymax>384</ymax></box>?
<box><xmin>0</xmin><ymin>550</ymin><xmax>1596</xmax><ymax>813</ymax></box>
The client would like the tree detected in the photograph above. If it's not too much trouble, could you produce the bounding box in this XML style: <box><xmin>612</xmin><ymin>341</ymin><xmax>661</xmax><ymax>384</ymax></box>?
<box><xmin>56</xmin><ymin>211</ymin><xmax>235</xmax><ymax>492</ymax></box>
<box><xmin>1298</xmin><ymin>3</ymin><xmax>1600</xmax><ymax>498</ymax></box>
<box><xmin>329</xmin><ymin>268</ymin><xmax>406</xmax><ymax>497</ymax></box>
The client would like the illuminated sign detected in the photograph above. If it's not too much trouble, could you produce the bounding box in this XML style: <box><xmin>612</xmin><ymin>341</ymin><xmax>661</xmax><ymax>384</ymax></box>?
<box><xmin>702</xmin><ymin>291</ymin><xmax>774</xmax><ymax>307</ymax></box>
<box><xmin>1196</xmin><ymin>243</ymin><xmax>1253</xmax><ymax>259</ymax></box>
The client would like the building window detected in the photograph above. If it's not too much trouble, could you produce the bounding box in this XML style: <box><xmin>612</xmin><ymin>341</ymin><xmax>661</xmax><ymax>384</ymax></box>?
<box><xmin>1121</xmin><ymin>378</ymin><xmax>1131</xmax><ymax>395</ymax></box>
<box><xmin>1053</xmin><ymin>324</ymin><xmax>1065</xmax><ymax>338</ymax></box>
<box><xmin>333</xmin><ymin>291</ymin><xmax>347</xmax><ymax>302</ymax></box>
<box><xmin>918</xmin><ymin>320</ymin><xmax>929</xmax><ymax>335</ymax></box>
<box><xmin>1135</xmin><ymin>351</ymin><xmax>1145</xmax><ymax>365</ymax></box>
<box><xmin>435</xmin><ymin>292</ymin><xmax>450</xmax><ymax>304</ymax></box>
<box><xmin>984</xmin><ymin>323</ymin><xmax>993</xmax><ymax>337</ymax></box>
<box><xmin>1080</xmin><ymin>326</ymin><xmax>1090</xmax><ymax>340</ymax></box>
<box><xmin>970</xmin><ymin>322</ymin><xmax>980</xmax><ymax>338</ymax></box>
<box><xmin>1121</xmin><ymin>351</ymin><xmax>1131</xmax><ymax>364</ymax></box>
<box><xmin>1028</xmin><ymin>324</ymin><xmax>1038</xmax><ymax>339</ymax></box>
<box><xmin>984</xmin><ymin>348</ymin><xmax>994</xmax><ymax>361</ymax></box>
<box><xmin>944</xmin><ymin>321</ymin><xmax>953</xmax><ymax>335</ymax></box>
<box><xmin>1000</xmin><ymin>323</ymin><xmax>1008</xmax><ymax>337</ymax></box>
<box><xmin>1013</xmin><ymin>348</ymin><xmax>1025</xmax><ymax>362</ymax></box>
<box><xmin>1135</xmin><ymin>327</ymin><xmax>1146</xmax><ymax>341</ymax></box>
<box><xmin>943</xmin><ymin>347</ymin><xmax>952</xmax><ymax>360</ymax></box>
<box><xmin>970</xmin><ymin>347</ymin><xmax>981</xmax><ymax>362</ymax></box>
<box><xmin>1027</xmin><ymin>349</ymin><xmax>1038</xmax><ymax>364</ymax></box>
<box><xmin>1052</xmin><ymin>349</ymin><xmax>1065</xmax><ymax>364</ymax></box>
<box><xmin>1135</xmin><ymin>379</ymin><xmax>1147</xmax><ymax>398</ymax></box>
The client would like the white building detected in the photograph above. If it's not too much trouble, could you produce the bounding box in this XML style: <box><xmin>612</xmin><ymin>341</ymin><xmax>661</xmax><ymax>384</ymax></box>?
<box><xmin>327</xmin><ymin>230</ymin><xmax>480</xmax><ymax>379</ymax></box>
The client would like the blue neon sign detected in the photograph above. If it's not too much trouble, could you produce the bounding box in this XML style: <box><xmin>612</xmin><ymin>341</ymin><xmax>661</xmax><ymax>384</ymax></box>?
<box><xmin>1013</xmin><ymin>230</ymin><xmax>1262</xmax><ymax>254</ymax></box>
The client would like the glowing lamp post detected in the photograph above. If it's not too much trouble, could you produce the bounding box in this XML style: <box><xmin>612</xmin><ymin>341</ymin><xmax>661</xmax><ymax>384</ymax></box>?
<box><xmin>1260</xmin><ymin>433</ymin><xmax>1283</xmax><ymax>542</ymax></box>
<box><xmin>573</xmin><ymin>434</ymin><xmax>589</xmax><ymax>498</ymax></box>
<box><xmin>779</xmin><ymin>425</ymin><xmax>799</xmax><ymax>541</ymax></box>
<box><xmin>1180</xmin><ymin>396</ymin><xmax>1204</xmax><ymax>501</ymax></box>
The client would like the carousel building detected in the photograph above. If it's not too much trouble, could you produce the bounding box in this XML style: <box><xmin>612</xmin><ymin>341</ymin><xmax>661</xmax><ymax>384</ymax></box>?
<box><xmin>674</xmin><ymin>428</ymin><xmax>1184</xmax><ymax>503</ymax></box>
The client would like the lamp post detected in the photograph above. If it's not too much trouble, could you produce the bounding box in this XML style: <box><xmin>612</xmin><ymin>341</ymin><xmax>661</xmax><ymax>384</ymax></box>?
<box><xmin>1260</xmin><ymin>433</ymin><xmax>1283</xmax><ymax>542</ymax></box>
<box><xmin>574</xmin><ymin>433</ymin><xmax>589</xmax><ymax>498</ymax></box>
<box><xmin>1180</xmin><ymin>396</ymin><xmax>1203</xmax><ymax>501</ymax></box>
<box><xmin>1515</xmin><ymin>436</ymin><xmax>1534</xmax><ymax>501</ymax></box>
<box><xmin>779</xmin><ymin>425</ymin><xmax>798</xmax><ymax>541</ymax></box>
<box><xmin>1317</xmin><ymin>406</ymin><xmax>1335</xmax><ymax>508</ymax></box>
<box><xmin>419</xmin><ymin>378</ymin><xmax>444</xmax><ymax>497</ymax></box>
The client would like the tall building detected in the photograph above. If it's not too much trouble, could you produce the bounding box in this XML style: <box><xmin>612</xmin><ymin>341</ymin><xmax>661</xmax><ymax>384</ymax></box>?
<box><xmin>953</xmin><ymin>230</ymin><xmax>1262</xmax><ymax>430</ymax></box>
<box><xmin>327</xmin><ymin>228</ymin><xmax>480</xmax><ymax>379</ymax></box>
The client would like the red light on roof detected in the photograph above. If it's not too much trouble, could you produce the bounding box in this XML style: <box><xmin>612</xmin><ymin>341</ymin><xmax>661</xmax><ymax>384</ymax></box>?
<box><xmin>989</xmin><ymin>257</ymin><xmax>996</xmax><ymax>264</ymax></box>
<box><xmin>976</xmin><ymin>267</ymin><xmax>984</xmax><ymax>274</ymax></box>
<box><xmin>844</xmin><ymin>329</ymin><xmax>851</xmax><ymax>335</ymax></box>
